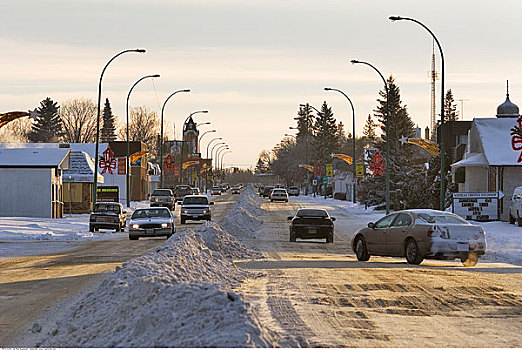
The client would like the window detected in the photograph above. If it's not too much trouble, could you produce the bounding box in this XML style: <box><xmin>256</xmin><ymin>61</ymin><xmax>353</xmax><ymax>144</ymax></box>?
<box><xmin>417</xmin><ymin>213</ymin><xmax>468</xmax><ymax>224</ymax></box>
<box><xmin>297</xmin><ymin>209</ymin><xmax>328</xmax><ymax>218</ymax></box>
<box><xmin>152</xmin><ymin>189</ymin><xmax>172</xmax><ymax>196</ymax></box>
<box><xmin>132</xmin><ymin>209</ymin><xmax>170</xmax><ymax>219</ymax></box>
<box><xmin>375</xmin><ymin>214</ymin><xmax>398</xmax><ymax>229</ymax></box>
<box><xmin>392</xmin><ymin>213</ymin><xmax>412</xmax><ymax>227</ymax></box>
<box><xmin>183</xmin><ymin>197</ymin><xmax>209</xmax><ymax>205</ymax></box>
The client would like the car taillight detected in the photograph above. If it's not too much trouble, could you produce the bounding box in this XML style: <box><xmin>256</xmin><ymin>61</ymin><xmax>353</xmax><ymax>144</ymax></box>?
<box><xmin>427</xmin><ymin>226</ymin><xmax>436</xmax><ymax>237</ymax></box>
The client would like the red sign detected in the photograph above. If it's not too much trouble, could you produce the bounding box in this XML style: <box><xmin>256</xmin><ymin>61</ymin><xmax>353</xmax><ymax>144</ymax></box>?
<box><xmin>99</xmin><ymin>146</ymin><xmax>116</xmax><ymax>175</ymax></box>
<box><xmin>511</xmin><ymin>116</ymin><xmax>522</xmax><ymax>163</ymax></box>
<box><xmin>314</xmin><ymin>162</ymin><xmax>323</xmax><ymax>177</ymax></box>
<box><xmin>173</xmin><ymin>164</ymin><xmax>180</xmax><ymax>176</ymax></box>
<box><xmin>117</xmin><ymin>157</ymin><xmax>126</xmax><ymax>175</ymax></box>
<box><xmin>369</xmin><ymin>150</ymin><xmax>385</xmax><ymax>176</ymax></box>
<box><xmin>164</xmin><ymin>155</ymin><xmax>174</xmax><ymax>173</ymax></box>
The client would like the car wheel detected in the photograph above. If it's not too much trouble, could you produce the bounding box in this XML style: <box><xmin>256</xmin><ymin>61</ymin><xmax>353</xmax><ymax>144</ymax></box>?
<box><xmin>354</xmin><ymin>235</ymin><xmax>370</xmax><ymax>261</ymax></box>
<box><xmin>89</xmin><ymin>225</ymin><xmax>95</xmax><ymax>232</ymax></box>
<box><xmin>166</xmin><ymin>234</ymin><xmax>172</xmax><ymax>239</ymax></box>
<box><xmin>518</xmin><ymin>216</ymin><xmax>522</xmax><ymax>227</ymax></box>
<box><xmin>129</xmin><ymin>235</ymin><xmax>138</xmax><ymax>240</ymax></box>
<box><xmin>326</xmin><ymin>233</ymin><xmax>333</xmax><ymax>243</ymax></box>
<box><xmin>405</xmin><ymin>238</ymin><xmax>423</xmax><ymax>265</ymax></box>
<box><xmin>290</xmin><ymin>229</ymin><xmax>296</xmax><ymax>242</ymax></box>
<box><xmin>509</xmin><ymin>214</ymin><xmax>516</xmax><ymax>224</ymax></box>
<box><xmin>461</xmin><ymin>252</ymin><xmax>478</xmax><ymax>267</ymax></box>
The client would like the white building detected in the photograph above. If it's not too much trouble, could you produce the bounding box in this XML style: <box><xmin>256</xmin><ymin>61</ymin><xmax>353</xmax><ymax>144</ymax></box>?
<box><xmin>0</xmin><ymin>148</ymin><xmax>70</xmax><ymax>218</ymax></box>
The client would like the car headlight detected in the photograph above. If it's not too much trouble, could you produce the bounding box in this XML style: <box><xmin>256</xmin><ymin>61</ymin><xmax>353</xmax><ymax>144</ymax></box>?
<box><xmin>183</xmin><ymin>210</ymin><xmax>188</xmax><ymax>214</ymax></box>
<box><xmin>161</xmin><ymin>223</ymin><xmax>170</xmax><ymax>228</ymax></box>
<box><xmin>132</xmin><ymin>224</ymin><xmax>139</xmax><ymax>229</ymax></box>
<box><xmin>202</xmin><ymin>210</ymin><xmax>207</xmax><ymax>214</ymax></box>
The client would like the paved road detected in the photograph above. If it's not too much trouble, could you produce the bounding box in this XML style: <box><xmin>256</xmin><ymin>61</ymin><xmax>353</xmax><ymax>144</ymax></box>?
<box><xmin>237</xmin><ymin>196</ymin><xmax>522</xmax><ymax>347</ymax></box>
<box><xmin>0</xmin><ymin>192</ymin><xmax>235</xmax><ymax>347</ymax></box>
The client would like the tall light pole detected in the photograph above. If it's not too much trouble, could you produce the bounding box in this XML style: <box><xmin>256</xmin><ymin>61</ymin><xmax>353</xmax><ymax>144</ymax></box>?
<box><xmin>207</xmin><ymin>137</ymin><xmax>223</xmax><ymax>159</ymax></box>
<box><xmin>325</xmin><ymin>87</ymin><xmax>357</xmax><ymax>203</ymax></box>
<box><xmin>160</xmin><ymin>89</ymin><xmax>190</xmax><ymax>188</ymax></box>
<box><xmin>389</xmin><ymin>15</ymin><xmax>446</xmax><ymax>210</ymax></box>
<box><xmin>184</xmin><ymin>110</ymin><xmax>208</xmax><ymax>124</ymax></box>
<box><xmin>126</xmin><ymin>74</ymin><xmax>160</xmax><ymax>208</ymax></box>
<box><xmin>351</xmin><ymin>59</ymin><xmax>391</xmax><ymax>214</ymax></box>
<box><xmin>199</xmin><ymin>129</ymin><xmax>216</xmax><ymax>144</ymax></box>
<box><xmin>216</xmin><ymin>146</ymin><xmax>229</xmax><ymax>170</ymax></box>
<box><xmin>93</xmin><ymin>48</ymin><xmax>145</xmax><ymax>205</ymax></box>
<box><xmin>207</xmin><ymin>139</ymin><xmax>224</xmax><ymax>191</ymax></box>
<box><xmin>220</xmin><ymin>150</ymin><xmax>231</xmax><ymax>171</ymax></box>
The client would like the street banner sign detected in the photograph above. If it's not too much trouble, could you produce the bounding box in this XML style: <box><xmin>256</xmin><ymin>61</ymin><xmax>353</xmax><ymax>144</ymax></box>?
<box><xmin>314</xmin><ymin>162</ymin><xmax>323</xmax><ymax>176</ymax></box>
<box><xmin>117</xmin><ymin>157</ymin><xmax>126</xmax><ymax>175</ymax></box>
<box><xmin>356</xmin><ymin>161</ymin><xmax>364</xmax><ymax>178</ymax></box>
<box><xmin>326</xmin><ymin>164</ymin><xmax>333</xmax><ymax>176</ymax></box>
<box><xmin>322</xmin><ymin>176</ymin><xmax>328</xmax><ymax>184</ymax></box>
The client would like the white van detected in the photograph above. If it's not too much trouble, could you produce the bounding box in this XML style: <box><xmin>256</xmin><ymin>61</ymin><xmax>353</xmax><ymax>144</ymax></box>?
<box><xmin>509</xmin><ymin>186</ymin><xmax>522</xmax><ymax>226</ymax></box>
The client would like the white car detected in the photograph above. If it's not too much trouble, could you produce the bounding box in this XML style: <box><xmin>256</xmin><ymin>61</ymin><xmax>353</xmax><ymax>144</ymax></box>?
<box><xmin>128</xmin><ymin>207</ymin><xmax>176</xmax><ymax>240</ymax></box>
<box><xmin>270</xmin><ymin>188</ymin><xmax>289</xmax><ymax>202</ymax></box>
<box><xmin>509</xmin><ymin>186</ymin><xmax>522</xmax><ymax>226</ymax></box>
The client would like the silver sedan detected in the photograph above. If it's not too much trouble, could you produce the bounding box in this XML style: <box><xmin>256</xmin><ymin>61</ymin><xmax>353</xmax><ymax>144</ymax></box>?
<box><xmin>128</xmin><ymin>207</ymin><xmax>176</xmax><ymax>240</ymax></box>
<box><xmin>351</xmin><ymin>209</ymin><xmax>486</xmax><ymax>266</ymax></box>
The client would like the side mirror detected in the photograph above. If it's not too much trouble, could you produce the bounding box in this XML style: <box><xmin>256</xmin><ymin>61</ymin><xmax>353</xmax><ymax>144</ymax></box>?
<box><xmin>331</xmin><ymin>217</ymin><xmax>336</xmax><ymax>221</ymax></box>
<box><xmin>287</xmin><ymin>216</ymin><xmax>293</xmax><ymax>220</ymax></box>
<box><xmin>368</xmin><ymin>222</ymin><xmax>376</xmax><ymax>229</ymax></box>
<box><xmin>210</xmin><ymin>202</ymin><xmax>215</xmax><ymax>205</ymax></box>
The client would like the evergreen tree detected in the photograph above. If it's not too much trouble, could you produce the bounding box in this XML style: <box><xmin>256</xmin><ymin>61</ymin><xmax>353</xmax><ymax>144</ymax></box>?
<box><xmin>362</xmin><ymin>114</ymin><xmax>377</xmax><ymax>141</ymax></box>
<box><xmin>101</xmin><ymin>98</ymin><xmax>117</xmax><ymax>142</ymax></box>
<box><xmin>28</xmin><ymin>97</ymin><xmax>63</xmax><ymax>142</ymax></box>
<box><xmin>312</xmin><ymin>101</ymin><xmax>339</xmax><ymax>163</ymax></box>
<box><xmin>444</xmin><ymin>89</ymin><xmax>459</xmax><ymax>122</ymax></box>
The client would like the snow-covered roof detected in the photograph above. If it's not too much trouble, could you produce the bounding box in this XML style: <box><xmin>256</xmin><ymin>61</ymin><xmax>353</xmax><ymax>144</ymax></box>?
<box><xmin>0</xmin><ymin>143</ymin><xmax>108</xmax><ymax>159</ymax></box>
<box><xmin>0</xmin><ymin>148</ymin><xmax>69</xmax><ymax>168</ymax></box>
<box><xmin>63</xmin><ymin>151</ymin><xmax>104</xmax><ymax>183</ymax></box>
<box><xmin>474</xmin><ymin>118</ymin><xmax>521</xmax><ymax>166</ymax></box>
<box><xmin>451</xmin><ymin>153</ymin><xmax>488</xmax><ymax>168</ymax></box>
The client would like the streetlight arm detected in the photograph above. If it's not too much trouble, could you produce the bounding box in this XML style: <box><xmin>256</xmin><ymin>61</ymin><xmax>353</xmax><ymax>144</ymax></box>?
<box><xmin>207</xmin><ymin>137</ymin><xmax>223</xmax><ymax>159</ymax></box>
<box><xmin>216</xmin><ymin>147</ymin><xmax>229</xmax><ymax>170</ymax></box>
<box><xmin>184</xmin><ymin>110</ymin><xmax>208</xmax><ymax>125</ymax></box>
<box><xmin>220</xmin><ymin>151</ymin><xmax>231</xmax><ymax>170</ymax></box>
<box><xmin>199</xmin><ymin>129</ymin><xmax>216</xmax><ymax>143</ymax></box>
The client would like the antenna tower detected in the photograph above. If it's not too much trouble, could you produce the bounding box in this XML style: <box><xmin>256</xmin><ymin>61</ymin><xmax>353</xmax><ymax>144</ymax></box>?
<box><xmin>430</xmin><ymin>40</ymin><xmax>439</xmax><ymax>137</ymax></box>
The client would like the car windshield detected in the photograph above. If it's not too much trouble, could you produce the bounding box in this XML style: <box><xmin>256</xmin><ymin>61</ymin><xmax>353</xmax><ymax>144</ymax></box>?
<box><xmin>297</xmin><ymin>209</ymin><xmax>328</xmax><ymax>217</ymax></box>
<box><xmin>132</xmin><ymin>209</ymin><xmax>171</xmax><ymax>219</ymax></box>
<box><xmin>184</xmin><ymin>197</ymin><xmax>209</xmax><ymax>205</ymax></box>
<box><xmin>94</xmin><ymin>203</ymin><xmax>120</xmax><ymax>213</ymax></box>
<box><xmin>273</xmin><ymin>190</ymin><xmax>286</xmax><ymax>194</ymax></box>
<box><xmin>152</xmin><ymin>190</ymin><xmax>172</xmax><ymax>196</ymax></box>
<box><xmin>417</xmin><ymin>213</ymin><xmax>469</xmax><ymax>224</ymax></box>
<box><xmin>176</xmin><ymin>185</ymin><xmax>191</xmax><ymax>190</ymax></box>
<box><xmin>212</xmin><ymin>187</ymin><xmax>220</xmax><ymax>190</ymax></box>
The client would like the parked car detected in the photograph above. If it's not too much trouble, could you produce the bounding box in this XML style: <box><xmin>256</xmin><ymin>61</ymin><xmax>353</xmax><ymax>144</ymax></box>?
<box><xmin>180</xmin><ymin>195</ymin><xmax>214</xmax><ymax>224</ymax></box>
<box><xmin>89</xmin><ymin>202</ymin><xmax>127</xmax><ymax>232</ymax></box>
<box><xmin>210</xmin><ymin>186</ymin><xmax>222</xmax><ymax>195</ymax></box>
<box><xmin>270</xmin><ymin>188</ymin><xmax>289</xmax><ymax>202</ymax></box>
<box><xmin>150</xmin><ymin>188</ymin><xmax>175</xmax><ymax>210</ymax></box>
<box><xmin>258</xmin><ymin>185</ymin><xmax>265</xmax><ymax>196</ymax></box>
<box><xmin>509</xmin><ymin>186</ymin><xmax>522</xmax><ymax>226</ymax></box>
<box><xmin>287</xmin><ymin>208</ymin><xmax>335</xmax><ymax>243</ymax></box>
<box><xmin>287</xmin><ymin>186</ymin><xmax>300</xmax><ymax>196</ymax></box>
<box><xmin>351</xmin><ymin>209</ymin><xmax>486</xmax><ymax>266</ymax></box>
<box><xmin>128</xmin><ymin>207</ymin><xmax>176</xmax><ymax>240</ymax></box>
<box><xmin>262</xmin><ymin>186</ymin><xmax>275</xmax><ymax>198</ymax></box>
<box><xmin>174</xmin><ymin>185</ymin><xmax>194</xmax><ymax>203</ymax></box>
<box><xmin>231</xmin><ymin>186</ymin><xmax>241</xmax><ymax>194</ymax></box>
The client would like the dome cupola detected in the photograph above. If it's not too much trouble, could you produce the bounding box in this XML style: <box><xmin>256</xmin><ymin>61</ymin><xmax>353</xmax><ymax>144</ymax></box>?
<box><xmin>497</xmin><ymin>80</ymin><xmax>520</xmax><ymax>118</ymax></box>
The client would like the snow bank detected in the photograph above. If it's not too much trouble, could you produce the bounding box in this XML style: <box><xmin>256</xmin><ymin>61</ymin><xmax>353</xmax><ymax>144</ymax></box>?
<box><xmin>39</xmin><ymin>228</ymin><xmax>283</xmax><ymax>347</ymax></box>
<box><xmin>473</xmin><ymin>221</ymin><xmax>522</xmax><ymax>265</ymax></box>
<box><xmin>218</xmin><ymin>186</ymin><xmax>263</xmax><ymax>239</ymax></box>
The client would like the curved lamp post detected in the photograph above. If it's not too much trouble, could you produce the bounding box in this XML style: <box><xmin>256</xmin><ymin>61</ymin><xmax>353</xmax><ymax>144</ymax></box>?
<box><xmin>160</xmin><ymin>89</ymin><xmax>190</xmax><ymax>188</ymax></box>
<box><xmin>93</xmin><ymin>48</ymin><xmax>145</xmax><ymax>204</ymax></box>
<box><xmin>389</xmin><ymin>15</ymin><xmax>446</xmax><ymax>210</ymax></box>
<box><xmin>126</xmin><ymin>74</ymin><xmax>160</xmax><ymax>208</ymax></box>
<box><xmin>325</xmin><ymin>87</ymin><xmax>357</xmax><ymax>203</ymax></box>
<box><xmin>300</xmin><ymin>103</ymin><xmax>321</xmax><ymax>115</ymax></box>
<box><xmin>214</xmin><ymin>144</ymin><xmax>228</xmax><ymax>169</ymax></box>
<box><xmin>207</xmin><ymin>137</ymin><xmax>223</xmax><ymax>159</ymax></box>
<box><xmin>197</xmin><ymin>122</ymin><xmax>211</xmax><ymax>127</ymax></box>
<box><xmin>216</xmin><ymin>146</ymin><xmax>229</xmax><ymax>170</ymax></box>
<box><xmin>199</xmin><ymin>129</ymin><xmax>216</xmax><ymax>144</ymax></box>
<box><xmin>184</xmin><ymin>110</ymin><xmax>208</xmax><ymax>125</ymax></box>
<box><xmin>351</xmin><ymin>59</ymin><xmax>390</xmax><ymax>214</ymax></box>
<box><xmin>220</xmin><ymin>150</ymin><xmax>231</xmax><ymax>171</ymax></box>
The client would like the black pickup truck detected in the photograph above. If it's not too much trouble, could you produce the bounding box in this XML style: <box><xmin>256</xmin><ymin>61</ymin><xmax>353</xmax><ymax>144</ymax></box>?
<box><xmin>89</xmin><ymin>202</ymin><xmax>127</xmax><ymax>232</ymax></box>
<box><xmin>174</xmin><ymin>184</ymin><xmax>194</xmax><ymax>203</ymax></box>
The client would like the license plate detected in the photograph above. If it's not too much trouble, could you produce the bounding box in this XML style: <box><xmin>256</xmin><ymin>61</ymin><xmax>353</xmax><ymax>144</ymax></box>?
<box><xmin>146</xmin><ymin>229</ymin><xmax>154</xmax><ymax>234</ymax></box>
<box><xmin>308</xmin><ymin>228</ymin><xmax>317</xmax><ymax>234</ymax></box>
<box><xmin>457</xmin><ymin>243</ymin><xmax>469</xmax><ymax>251</ymax></box>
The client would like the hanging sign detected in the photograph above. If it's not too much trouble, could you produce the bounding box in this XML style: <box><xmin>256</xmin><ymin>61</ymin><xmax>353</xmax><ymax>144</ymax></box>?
<box><xmin>299</xmin><ymin>164</ymin><xmax>314</xmax><ymax>172</ymax></box>
<box><xmin>99</xmin><ymin>145</ymin><xmax>116</xmax><ymax>175</ymax></box>
<box><xmin>325</xmin><ymin>164</ymin><xmax>333</xmax><ymax>177</ymax></box>
<box><xmin>117</xmin><ymin>157</ymin><xmax>126</xmax><ymax>175</ymax></box>
<box><xmin>332</xmin><ymin>154</ymin><xmax>353</xmax><ymax>165</ymax></box>
<box><xmin>356</xmin><ymin>162</ymin><xmax>364</xmax><ymax>178</ymax></box>
<box><xmin>369</xmin><ymin>150</ymin><xmax>385</xmax><ymax>176</ymax></box>
<box><xmin>164</xmin><ymin>155</ymin><xmax>174</xmax><ymax>173</ymax></box>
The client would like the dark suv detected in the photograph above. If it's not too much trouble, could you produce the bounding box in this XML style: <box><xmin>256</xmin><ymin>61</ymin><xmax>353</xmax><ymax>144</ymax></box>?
<box><xmin>150</xmin><ymin>188</ymin><xmax>175</xmax><ymax>211</ymax></box>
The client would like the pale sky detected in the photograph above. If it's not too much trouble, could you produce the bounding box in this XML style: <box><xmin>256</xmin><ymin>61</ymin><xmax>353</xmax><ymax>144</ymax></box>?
<box><xmin>1</xmin><ymin>0</ymin><xmax>521</xmax><ymax>167</ymax></box>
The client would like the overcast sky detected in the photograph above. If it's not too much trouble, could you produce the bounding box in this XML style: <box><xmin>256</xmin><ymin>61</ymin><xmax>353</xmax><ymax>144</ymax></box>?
<box><xmin>1</xmin><ymin>0</ymin><xmax>521</xmax><ymax>167</ymax></box>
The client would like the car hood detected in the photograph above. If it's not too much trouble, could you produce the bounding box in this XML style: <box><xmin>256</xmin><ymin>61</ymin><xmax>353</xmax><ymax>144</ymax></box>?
<box><xmin>91</xmin><ymin>212</ymin><xmax>120</xmax><ymax>216</ymax></box>
<box><xmin>129</xmin><ymin>217</ymin><xmax>171</xmax><ymax>224</ymax></box>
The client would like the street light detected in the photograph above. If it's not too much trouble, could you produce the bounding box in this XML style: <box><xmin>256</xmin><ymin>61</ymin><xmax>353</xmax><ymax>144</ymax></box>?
<box><xmin>160</xmin><ymin>89</ymin><xmax>190</xmax><ymax>188</ymax></box>
<box><xmin>207</xmin><ymin>137</ymin><xmax>223</xmax><ymax>159</ymax></box>
<box><xmin>216</xmin><ymin>146</ymin><xmax>229</xmax><ymax>170</ymax></box>
<box><xmin>299</xmin><ymin>103</ymin><xmax>321</xmax><ymax>115</ymax></box>
<box><xmin>197</xmin><ymin>122</ymin><xmax>211</xmax><ymax>127</ymax></box>
<box><xmin>199</xmin><ymin>129</ymin><xmax>216</xmax><ymax>144</ymax></box>
<box><xmin>325</xmin><ymin>87</ymin><xmax>357</xmax><ymax>203</ymax></box>
<box><xmin>93</xmin><ymin>48</ymin><xmax>145</xmax><ymax>204</ymax></box>
<box><xmin>126</xmin><ymin>73</ymin><xmax>160</xmax><ymax>208</ymax></box>
<box><xmin>351</xmin><ymin>59</ymin><xmax>391</xmax><ymax>214</ymax></box>
<box><xmin>184</xmin><ymin>110</ymin><xmax>208</xmax><ymax>124</ymax></box>
<box><xmin>389</xmin><ymin>15</ymin><xmax>446</xmax><ymax>210</ymax></box>
<box><xmin>220</xmin><ymin>150</ymin><xmax>231</xmax><ymax>171</ymax></box>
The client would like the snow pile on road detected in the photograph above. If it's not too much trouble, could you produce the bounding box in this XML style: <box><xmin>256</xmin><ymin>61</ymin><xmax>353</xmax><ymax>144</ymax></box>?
<box><xmin>218</xmin><ymin>186</ymin><xmax>263</xmax><ymax>239</ymax></box>
<box><xmin>195</xmin><ymin>221</ymin><xmax>263</xmax><ymax>260</ymax></box>
<box><xmin>474</xmin><ymin>221</ymin><xmax>522</xmax><ymax>265</ymax></box>
<box><xmin>40</xmin><ymin>228</ymin><xmax>286</xmax><ymax>348</ymax></box>
<box><xmin>0</xmin><ymin>215</ymin><xmax>126</xmax><ymax>241</ymax></box>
